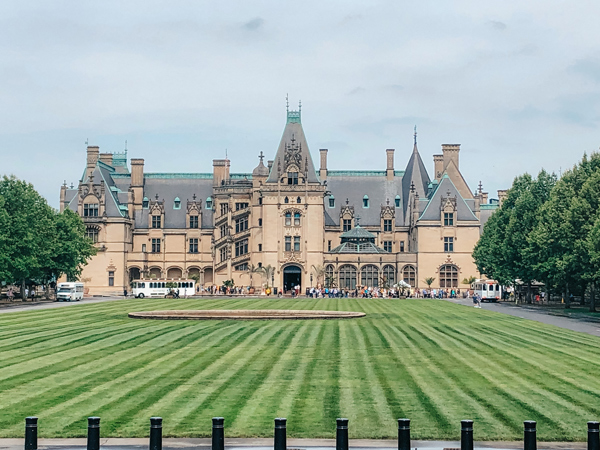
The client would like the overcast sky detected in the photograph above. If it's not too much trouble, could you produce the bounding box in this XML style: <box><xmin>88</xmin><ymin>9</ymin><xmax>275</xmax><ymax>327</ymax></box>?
<box><xmin>1</xmin><ymin>1</ymin><xmax>599</xmax><ymax>208</ymax></box>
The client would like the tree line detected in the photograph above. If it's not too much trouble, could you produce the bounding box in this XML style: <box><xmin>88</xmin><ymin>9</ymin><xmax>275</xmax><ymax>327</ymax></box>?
<box><xmin>473</xmin><ymin>153</ymin><xmax>600</xmax><ymax>310</ymax></box>
<box><xmin>0</xmin><ymin>175</ymin><xmax>96</xmax><ymax>299</ymax></box>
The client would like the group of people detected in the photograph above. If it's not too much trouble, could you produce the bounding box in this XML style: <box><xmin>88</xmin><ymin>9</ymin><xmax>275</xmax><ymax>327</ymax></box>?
<box><xmin>3</xmin><ymin>286</ymin><xmax>37</xmax><ymax>301</ymax></box>
<box><xmin>412</xmin><ymin>288</ymin><xmax>463</xmax><ymax>299</ymax></box>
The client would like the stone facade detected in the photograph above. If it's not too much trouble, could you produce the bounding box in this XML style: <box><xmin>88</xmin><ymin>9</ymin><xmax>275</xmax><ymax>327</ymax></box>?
<box><xmin>60</xmin><ymin>108</ymin><xmax>500</xmax><ymax>295</ymax></box>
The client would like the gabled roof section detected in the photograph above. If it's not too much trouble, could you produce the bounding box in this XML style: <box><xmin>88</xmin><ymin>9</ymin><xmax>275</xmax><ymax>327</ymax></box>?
<box><xmin>419</xmin><ymin>174</ymin><xmax>478</xmax><ymax>222</ymax></box>
<box><xmin>443</xmin><ymin>158</ymin><xmax>473</xmax><ymax>200</ymax></box>
<box><xmin>402</xmin><ymin>131</ymin><xmax>431</xmax><ymax>220</ymax></box>
<box><xmin>266</xmin><ymin>106</ymin><xmax>320</xmax><ymax>184</ymax></box>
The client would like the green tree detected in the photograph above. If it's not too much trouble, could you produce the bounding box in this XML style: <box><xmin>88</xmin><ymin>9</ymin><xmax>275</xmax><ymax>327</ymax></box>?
<box><xmin>259</xmin><ymin>264</ymin><xmax>275</xmax><ymax>289</ymax></box>
<box><xmin>311</xmin><ymin>264</ymin><xmax>325</xmax><ymax>286</ymax></box>
<box><xmin>462</xmin><ymin>276</ymin><xmax>477</xmax><ymax>286</ymax></box>
<box><xmin>0</xmin><ymin>176</ymin><xmax>55</xmax><ymax>298</ymax></box>
<box><xmin>239</xmin><ymin>263</ymin><xmax>263</xmax><ymax>287</ymax></box>
<box><xmin>423</xmin><ymin>277</ymin><xmax>435</xmax><ymax>289</ymax></box>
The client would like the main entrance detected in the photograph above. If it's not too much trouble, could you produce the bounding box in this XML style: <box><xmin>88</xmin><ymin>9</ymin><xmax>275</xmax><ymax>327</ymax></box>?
<box><xmin>283</xmin><ymin>265</ymin><xmax>302</xmax><ymax>293</ymax></box>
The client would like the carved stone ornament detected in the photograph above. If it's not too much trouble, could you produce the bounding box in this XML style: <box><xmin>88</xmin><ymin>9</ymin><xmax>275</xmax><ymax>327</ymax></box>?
<box><xmin>284</xmin><ymin>135</ymin><xmax>303</xmax><ymax>171</ymax></box>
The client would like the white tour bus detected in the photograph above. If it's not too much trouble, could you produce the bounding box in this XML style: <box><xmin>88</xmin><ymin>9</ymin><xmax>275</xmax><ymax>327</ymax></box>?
<box><xmin>471</xmin><ymin>279</ymin><xmax>502</xmax><ymax>302</ymax></box>
<box><xmin>56</xmin><ymin>282</ymin><xmax>85</xmax><ymax>301</ymax></box>
<box><xmin>131</xmin><ymin>279</ymin><xmax>196</xmax><ymax>298</ymax></box>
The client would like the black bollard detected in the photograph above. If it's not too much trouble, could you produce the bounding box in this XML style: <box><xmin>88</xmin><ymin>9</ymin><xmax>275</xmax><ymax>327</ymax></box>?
<box><xmin>336</xmin><ymin>418</ymin><xmax>349</xmax><ymax>450</ymax></box>
<box><xmin>398</xmin><ymin>419</ymin><xmax>410</xmax><ymax>450</ymax></box>
<box><xmin>87</xmin><ymin>417</ymin><xmax>100</xmax><ymax>450</ymax></box>
<box><xmin>524</xmin><ymin>421</ymin><xmax>536</xmax><ymax>450</ymax></box>
<box><xmin>150</xmin><ymin>417</ymin><xmax>162</xmax><ymax>450</ymax></box>
<box><xmin>25</xmin><ymin>417</ymin><xmax>38</xmax><ymax>450</ymax></box>
<box><xmin>274</xmin><ymin>418</ymin><xmax>286</xmax><ymax>450</ymax></box>
<box><xmin>589</xmin><ymin>421</ymin><xmax>599</xmax><ymax>450</ymax></box>
<box><xmin>461</xmin><ymin>420</ymin><xmax>473</xmax><ymax>450</ymax></box>
<box><xmin>212</xmin><ymin>417</ymin><xmax>224</xmax><ymax>450</ymax></box>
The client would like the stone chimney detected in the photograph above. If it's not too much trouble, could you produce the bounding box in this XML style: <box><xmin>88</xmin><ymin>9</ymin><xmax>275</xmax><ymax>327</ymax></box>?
<box><xmin>386</xmin><ymin>149</ymin><xmax>395</xmax><ymax>180</ymax></box>
<box><xmin>86</xmin><ymin>146</ymin><xmax>100</xmax><ymax>180</ymax></box>
<box><xmin>98</xmin><ymin>153</ymin><xmax>113</xmax><ymax>166</ymax></box>
<box><xmin>442</xmin><ymin>144</ymin><xmax>460</xmax><ymax>170</ymax></box>
<box><xmin>481</xmin><ymin>192</ymin><xmax>489</xmax><ymax>204</ymax></box>
<box><xmin>213</xmin><ymin>159</ymin><xmax>230</xmax><ymax>187</ymax></box>
<box><xmin>497</xmin><ymin>189</ymin><xmax>508</xmax><ymax>205</ymax></box>
<box><xmin>433</xmin><ymin>154</ymin><xmax>444</xmax><ymax>180</ymax></box>
<box><xmin>319</xmin><ymin>149</ymin><xmax>328</xmax><ymax>180</ymax></box>
<box><xmin>130</xmin><ymin>158</ymin><xmax>145</xmax><ymax>209</ymax></box>
<box><xmin>60</xmin><ymin>183</ymin><xmax>67</xmax><ymax>212</ymax></box>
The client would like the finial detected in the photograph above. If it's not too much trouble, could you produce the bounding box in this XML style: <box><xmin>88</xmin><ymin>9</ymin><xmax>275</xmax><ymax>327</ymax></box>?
<box><xmin>478</xmin><ymin>181</ymin><xmax>483</xmax><ymax>194</ymax></box>
<box><xmin>63</xmin><ymin>180</ymin><xmax>67</xmax><ymax>187</ymax></box>
<box><xmin>70</xmin><ymin>182</ymin><xmax>74</xmax><ymax>189</ymax></box>
<box><xmin>125</xmin><ymin>139</ymin><xmax>127</xmax><ymax>150</ymax></box>
<box><xmin>259</xmin><ymin>151</ymin><xmax>264</xmax><ymax>163</ymax></box>
<box><xmin>85</xmin><ymin>138</ymin><xmax>88</xmax><ymax>145</ymax></box>
<box><xmin>298</xmin><ymin>100</ymin><xmax>302</xmax><ymax>113</ymax></box>
<box><xmin>225</xmin><ymin>148</ymin><xmax>228</xmax><ymax>160</ymax></box>
<box><xmin>193</xmin><ymin>193</ymin><xmax>197</xmax><ymax>200</ymax></box>
<box><xmin>355</xmin><ymin>215</ymin><xmax>361</xmax><ymax>227</ymax></box>
<box><xmin>414</xmin><ymin>125</ymin><xmax>417</xmax><ymax>146</ymax></box>
<box><xmin>410</xmin><ymin>181</ymin><xmax>415</xmax><ymax>192</ymax></box>
<box><xmin>155</xmin><ymin>193</ymin><xmax>159</xmax><ymax>200</ymax></box>
<box><xmin>447</xmin><ymin>190</ymin><xmax>451</xmax><ymax>197</ymax></box>
<box><xmin>346</xmin><ymin>198</ymin><xmax>349</xmax><ymax>205</ymax></box>
<box><xmin>386</xmin><ymin>198</ymin><xmax>390</xmax><ymax>206</ymax></box>
<box><xmin>286</xmin><ymin>94</ymin><xmax>289</xmax><ymax>113</ymax></box>
<box><xmin>291</xmin><ymin>133</ymin><xmax>295</xmax><ymax>143</ymax></box>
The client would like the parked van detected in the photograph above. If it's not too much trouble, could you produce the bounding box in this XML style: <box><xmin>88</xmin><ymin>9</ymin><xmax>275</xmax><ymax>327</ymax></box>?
<box><xmin>56</xmin><ymin>282</ymin><xmax>84</xmax><ymax>301</ymax></box>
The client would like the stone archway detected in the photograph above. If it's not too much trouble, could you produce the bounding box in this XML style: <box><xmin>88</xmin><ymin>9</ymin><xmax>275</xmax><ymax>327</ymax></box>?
<box><xmin>129</xmin><ymin>267</ymin><xmax>141</xmax><ymax>282</ymax></box>
<box><xmin>283</xmin><ymin>265</ymin><xmax>302</xmax><ymax>293</ymax></box>
<box><xmin>167</xmin><ymin>267</ymin><xmax>183</xmax><ymax>279</ymax></box>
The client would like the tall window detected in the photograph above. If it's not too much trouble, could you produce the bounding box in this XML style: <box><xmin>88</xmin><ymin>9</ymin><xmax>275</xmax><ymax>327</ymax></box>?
<box><xmin>258</xmin><ymin>197</ymin><xmax>263</xmax><ymax>205</ymax></box>
<box><xmin>142</xmin><ymin>198</ymin><xmax>149</xmax><ymax>208</ymax></box>
<box><xmin>151</xmin><ymin>238</ymin><xmax>161</xmax><ymax>253</ymax></box>
<box><xmin>383</xmin><ymin>265</ymin><xmax>396</xmax><ymax>286</ymax></box>
<box><xmin>325</xmin><ymin>265</ymin><xmax>335</xmax><ymax>287</ymax></box>
<box><xmin>294</xmin><ymin>212</ymin><xmax>301</xmax><ymax>226</ymax></box>
<box><xmin>285</xmin><ymin>212</ymin><xmax>292</xmax><ymax>226</ymax></box>
<box><xmin>287</xmin><ymin>172</ymin><xmax>298</xmax><ymax>185</ymax></box>
<box><xmin>440</xmin><ymin>264</ymin><xmax>458</xmax><ymax>288</ymax></box>
<box><xmin>235</xmin><ymin>239</ymin><xmax>248</xmax><ymax>257</ymax></box>
<box><xmin>285</xmin><ymin>236</ymin><xmax>291</xmax><ymax>252</ymax></box>
<box><xmin>220</xmin><ymin>247</ymin><xmax>227</xmax><ymax>262</ymax></box>
<box><xmin>328</xmin><ymin>240</ymin><xmax>332</xmax><ymax>251</ymax></box>
<box><xmin>189</xmin><ymin>215</ymin><xmax>199</xmax><ymax>228</ymax></box>
<box><xmin>402</xmin><ymin>265</ymin><xmax>416</xmax><ymax>287</ymax></box>
<box><xmin>258</xmin><ymin>218</ymin><xmax>262</xmax><ymax>226</ymax></box>
<box><xmin>383</xmin><ymin>219</ymin><xmax>393</xmax><ymax>232</ymax></box>
<box><xmin>84</xmin><ymin>203</ymin><xmax>99</xmax><ymax>217</ymax></box>
<box><xmin>294</xmin><ymin>236</ymin><xmax>300</xmax><ymax>251</ymax></box>
<box><xmin>220</xmin><ymin>224</ymin><xmax>228</xmax><ymax>238</ymax></box>
<box><xmin>108</xmin><ymin>271</ymin><xmax>114</xmax><ymax>287</ymax></box>
<box><xmin>235</xmin><ymin>202</ymin><xmax>249</xmax><ymax>211</ymax></box>
<box><xmin>383</xmin><ymin>241</ymin><xmax>392</xmax><ymax>252</ymax></box>
<box><xmin>86</xmin><ymin>226</ymin><xmax>99</xmax><ymax>243</ymax></box>
<box><xmin>395</xmin><ymin>196</ymin><xmax>401</xmax><ymax>208</ymax></box>
<box><xmin>152</xmin><ymin>216</ymin><xmax>161</xmax><ymax>228</ymax></box>
<box><xmin>235</xmin><ymin>216</ymin><xmax>248</xmax><ymax>233</ymax></box>
<box><xmin>444</xmin><ymin>237</ymin><xmax>454</xmax><ymax>252</ymax></box>
<box><xmin>400</xmin><ymin>241</ymin><xmax>405</xmax><ymax>252</ymax></box>
<box><xmin>363</xmin><ymin>195</ymin><xmax>369</xmax><ymax>208</ymax></box>
<box><xmin>258</xmin><ymin>244</ymin><xmax>262</xmax><ymax>252</ymax></box>
<box><xmin>220</xmin><ymin>204</ymin><xmax>229</xmax><ymax>215</ymax></box>
<box><xmin>343</xmin><ymin>219</ymin><xmax>352</xmax><ymax>232</ymax></box>
<box><xmin>206</xmin><ymin>197</ymin><xmax>213</xmax><ymax>209</ymax></box>
<box><xmin>444</xmin><ymin>212</ymin><xmax>454</xmax><ymax>226</ymax></box>
<box><xmin>329</xmin><ymin>196</ymin><xmax>335</xmax><ymax>208</ymax></box>
<box><xmin>339</xmin><ymin>265</ymin><xmax>357</xmax><ymax>290</ymax></box>
<box><xmin>361</xmin><ymin>265</ymin><xmax>379</xmax><ymax>288</ymax></box>
<box><xmin>189</xmin><ymin>238</ymin><xmax>198</xmax><ymax>253</ymax></box>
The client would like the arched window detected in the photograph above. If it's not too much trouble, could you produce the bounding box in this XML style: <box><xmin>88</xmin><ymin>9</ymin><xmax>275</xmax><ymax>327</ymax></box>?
<box><xmin>382</xmin><ymin>265</ymin><xmax>396</xmax><ymax>286</ymax></box>
<box><xmin>361</xmin><ymin>265</ymin><xmax>379</xmax><ymax>287</ymax></box>
<box><xmin>402</xmin><ymin>265</ymin><xmax>416</xmax><ymax>287</ymax></box>
<box><xmin>284</xmin><ymin>196</ymin><xmax>289</xmax><ymax>204</ymax></box>
<box><xmin>328</xmin><ymin>195</ymin><xmax>335</xmax><ymax>208</ymax></box>
<box><xmin>86</xmin><ymin>226</ymin><xmax>99</xmax><ymax>243</ymax></box>
<box><xmin>174</xmin><ymin>197</ymin><xmax>181</xmax><ymax>209</ymax></box>
<box><xmin>395</xmin><ymin>195</ymin><xmax>401</xmax><ymax>208</ymax></box>
<box><xmin>325</xmin><ymin>264</ymin><xmax>334</xmax><ymax>288</ymax></box>
<box><xmin>439</xmin><ymin>264</ymin><xmax>458</xmax><ymax>288</ymax></box>
<box><xmin>285</xmin><ymin>212</ymin><xmax>292</xmax><ymax>226</ymax></box>
<box><xmin>363</xmin><ymin>195</ymin><xmax>369</xmax><ymax>208</ymax></box>
<box><xmin>297</xmin><ymin>197</ymin><xmax>301</xmax><ymax>203</ymax></box>
<box><xmin>294</xmin><ymin>212</ymin><xmax>301</xmax><ymax>226</ymax></box>
<box><xmin>339</xmin><ymin>265</ymin><xmax>357</xmax><ymax>290</ymax></box>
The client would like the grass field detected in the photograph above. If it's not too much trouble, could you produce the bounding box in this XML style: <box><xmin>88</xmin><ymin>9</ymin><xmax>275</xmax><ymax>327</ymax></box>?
<box><xmin>0</xmin><ymin>298</ymin><xmax>599</xmax><ymax>441</ymax></box>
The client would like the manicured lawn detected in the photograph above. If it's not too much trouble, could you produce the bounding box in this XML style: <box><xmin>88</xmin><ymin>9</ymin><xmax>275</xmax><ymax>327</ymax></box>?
<box><xmin>0</xmin><ymin>298</ymin><xmax>599</xmax><ymax>441</ymax></box>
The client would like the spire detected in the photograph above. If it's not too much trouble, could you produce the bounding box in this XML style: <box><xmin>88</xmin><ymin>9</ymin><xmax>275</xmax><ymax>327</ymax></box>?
<box><xmin>413</xmin><ymin>125</ymin><xmax>418</xmax><ymax>153</ymax></box>
<box><xmin>402</xmin><ymin>127</ymin><xmax>431</xmax><ymax>224</ymax></box>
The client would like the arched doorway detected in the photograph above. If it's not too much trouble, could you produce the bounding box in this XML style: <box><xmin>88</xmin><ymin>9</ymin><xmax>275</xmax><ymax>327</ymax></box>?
<box><xmin>283</xmin><ymin>265</ymin><xmax>302</xmax><ymax>293</ymax></box>
<box><xmin>129</xmin><ymin>267</ymin><xmax>141</xmax><ymax>282</ymax></box>
<box><xmin>167</xmin><ymin>267</ymin><xmax>182</xmax><ymax>279</ymax></box>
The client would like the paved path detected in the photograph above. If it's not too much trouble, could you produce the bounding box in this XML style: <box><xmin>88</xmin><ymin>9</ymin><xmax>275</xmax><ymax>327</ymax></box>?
<box><xmin>444</xmin><ymin>298</ymin><xmax>600</xmax><ymax>337</ymax></box>
<box><xmin>0</xmin><ymin>437</ymin><xmax>587</xmax><ymax>450</ymax></box>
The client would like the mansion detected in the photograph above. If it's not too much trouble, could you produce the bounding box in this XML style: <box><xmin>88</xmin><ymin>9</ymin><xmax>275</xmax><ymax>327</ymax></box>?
<box><xmin>60</xmin><ymin>106</ymin><xmax>504</xmax><ymax>295</ymax></box>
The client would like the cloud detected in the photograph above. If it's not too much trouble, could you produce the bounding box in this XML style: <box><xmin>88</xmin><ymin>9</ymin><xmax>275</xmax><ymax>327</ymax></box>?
<box><xmin>243</xmin><ymin>17</ymin><xmax>264</xmax><ymax>31</ymax></box>
<box><xmin>487</xmin><ymin>20</ymin><xmax>507</xmax><ymax>31</ymax></box>
<box><xmin>348</xmin><ymin>87</ymin><xmax>366</xmax><ymax>95</ymax></box>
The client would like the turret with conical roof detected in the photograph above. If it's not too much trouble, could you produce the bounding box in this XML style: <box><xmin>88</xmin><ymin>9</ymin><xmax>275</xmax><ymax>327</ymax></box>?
<box><xmin>402</xmin><ymin>127</ymin><xmax>431</xmax><ymax>223</ymax></box>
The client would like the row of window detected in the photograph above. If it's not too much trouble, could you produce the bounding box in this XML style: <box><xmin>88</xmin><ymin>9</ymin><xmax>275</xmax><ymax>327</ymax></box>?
<box><xmin>325</xmin><ymin>264</ymin><xmax>459</xmax><ymax>288</ymax></box>
<box><xmin>142</xmin><ymin>198</ymin><xmax>213</xmax><ymax>209</ymax></box>
<box><xmin>328</xmin><ymin>196</ymin><xmax>403</xmax><ymax>209</ymax></box>
<box><xmin>152</xmin><ymin>215</ymin><xmax>201</xmax><ymax>229</ymax></box>
<box><xmin>284</xmin><ymin>236</ymin><xmax>301</xmax><ymax>252</ymax></box>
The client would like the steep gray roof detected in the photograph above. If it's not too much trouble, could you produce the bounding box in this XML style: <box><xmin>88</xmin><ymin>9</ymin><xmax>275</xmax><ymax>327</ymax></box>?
<box><xmin>266</xmin><ymin>111</ymin><xmax>320</xmax><ymax>184</ymax></box>
<box><xmin>402</xmin><ymin>140</ymin><xmax>431</xmax><ymax>224</ymax></box>
<box><xmin>419</xmin><ymin>174</ymin><xmax>478</xmax><ymax>222</ymax></box>
<box><xmin>325</xmin><ymin>173</ymin><xmax>404</xmax><ymax>227</ymax></box>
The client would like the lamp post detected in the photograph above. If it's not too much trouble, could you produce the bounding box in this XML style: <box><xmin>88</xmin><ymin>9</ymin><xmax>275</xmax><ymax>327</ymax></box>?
<box><xmin>271</xmin><ymin>272</ymin><xmax>275</xmax><ymax>293</ymax></box>
<box><xmin>310</xmin><ymin>273</ymin><xmax>313</xmax><ymax>287</ymax></box>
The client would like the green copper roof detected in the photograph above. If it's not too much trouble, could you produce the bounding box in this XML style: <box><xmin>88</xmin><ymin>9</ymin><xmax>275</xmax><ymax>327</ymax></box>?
<box><xmin>340</xmin><ymin>225</ymin><xmax>376</xmax><ymax>240</ymax></box>
<box><xmin>328</xmin><ymin>170</ymin><xmax>405</xmax><ymax>177</ymax></box>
